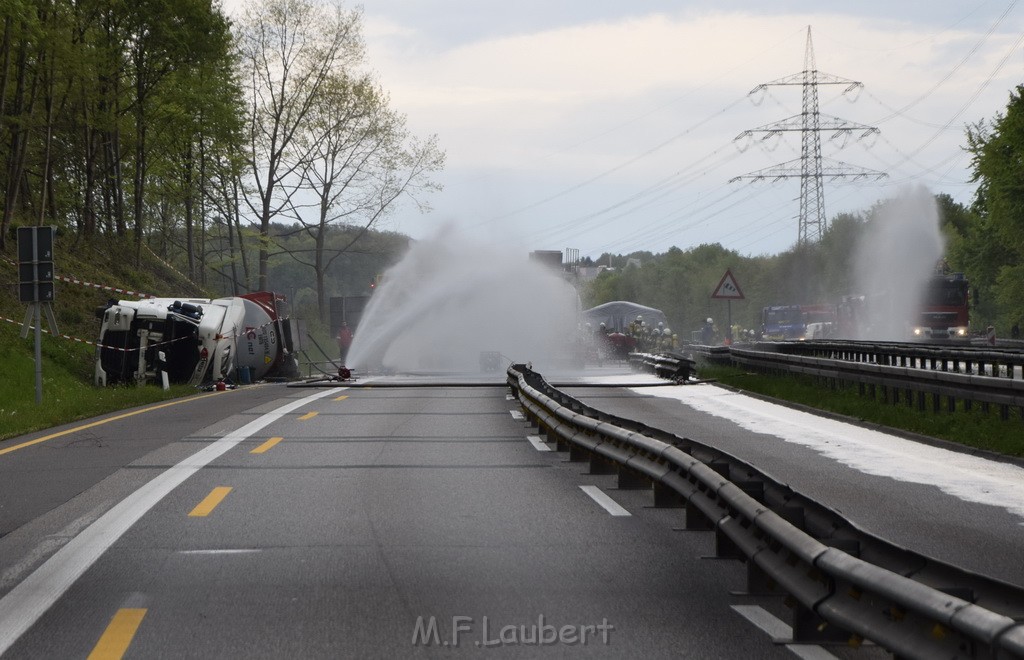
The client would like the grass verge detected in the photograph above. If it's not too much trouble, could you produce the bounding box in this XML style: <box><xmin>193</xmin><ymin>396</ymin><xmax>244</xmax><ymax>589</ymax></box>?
<box><xmin>699</xmin><ymin>364</ymin><xmax>1024</xmax><ymax>458</ymax></box>
<box><xmin>0</xmin><ymin>322</ymin><xmax>196</xmax><ymax>444</ymax></box>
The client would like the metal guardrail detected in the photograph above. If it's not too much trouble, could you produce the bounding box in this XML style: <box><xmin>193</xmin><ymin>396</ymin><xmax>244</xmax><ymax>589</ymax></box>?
<box><xmin>735</xmin><ymin>347</ymin><xmax>1024</xmax><ymax>419</ymax></box>
<box><xmin>776</xmin><ymin>340</ymin><xmax>1024</xmax><ymax>383</ymax></box>
<box><xmin>507</xmin><ymin>363</ymin><xmax>1024</xmax><ymax>659</ymax></box>
<box><xmin>687</xmin><ymin>341</ymin><xmax>1024</xmax><ymax>420</ymax></box>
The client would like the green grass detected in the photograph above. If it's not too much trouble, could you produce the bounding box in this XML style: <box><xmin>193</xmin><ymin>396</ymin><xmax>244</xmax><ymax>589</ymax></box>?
<box><xmin>0</xmin><ymin>322</ymin><xmax>196</xmax><ymax>443</ymax></box>
<box><xmin>698</xmin><ymin>364</ymin><xmax>1024</xmax><ymax>458</ymax></box>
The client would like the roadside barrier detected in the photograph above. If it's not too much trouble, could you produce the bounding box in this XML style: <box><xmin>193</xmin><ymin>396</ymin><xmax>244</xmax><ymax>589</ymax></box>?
<box><xmin>507</xmin><ymin>363</ymin><xmax>1024</xmax><ymax>659</ymax></box>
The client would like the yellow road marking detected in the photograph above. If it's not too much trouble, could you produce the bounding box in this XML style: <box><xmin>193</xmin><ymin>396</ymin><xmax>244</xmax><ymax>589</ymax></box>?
<box><xmin>87</xmin><ymin>608</ymin><xmax>147</xmax><ymax>660</ymax></box>
<box><xmin>333</xmin><ymin>395</ymin><xmax>349</xmax><ymax>401</ymax></box>
<box><xmin>188</xmin><ymin>487</ymin><xmax>232</xmax><ymax>517</ymax></box>
<box><xmin>250</xmin><ymin>437</ymin><xmax>283</xmax><ymax>454</ymax></box>
<box><xmin>298</xmin><ymin>411</ymin><xmax>318</xmax><ymax>420</ymax></box>
<box><xmin>0</xmin><ymin>391</ymin><xmax>226</xmax><ymax>457</ymax></box>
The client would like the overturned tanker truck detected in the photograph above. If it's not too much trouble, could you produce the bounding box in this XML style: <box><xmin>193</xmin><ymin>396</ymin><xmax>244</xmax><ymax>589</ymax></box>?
<box><xmin>94</xmin><ymin>292</ymin><xmax>300</xmax><ymax>387</ymax></box>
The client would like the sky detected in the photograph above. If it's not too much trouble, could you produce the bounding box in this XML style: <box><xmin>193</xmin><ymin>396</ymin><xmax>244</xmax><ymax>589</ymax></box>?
<box><xmin>225</xmin><ymin>0</ymin><xmax>1024</xmax><ymax>260</ymax></box>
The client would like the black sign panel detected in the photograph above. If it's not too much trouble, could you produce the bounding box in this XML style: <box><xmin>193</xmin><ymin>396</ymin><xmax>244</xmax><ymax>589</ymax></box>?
<box><xmin>36</xmin><ymin>227</ymin><xmax>53</xmax><ymax>260</ymax></box>
<box><xmin>16</xmin><ymin>226</ymin><xmax>56</xmax><ymax>302</ymax></box>
<box><xmin>18</xmin><ymin>263</ymin><xmax>35</xmax><ymax>282</ymax></box>
<box><xmin>19</xmin><ymin>283</ymin><xmax>36</xmax><ymax>303</ymax></box>
<box><xmin>16</xmin><ymin>227</ymin><xmax>34</xmax><ymax>263</ymax></box>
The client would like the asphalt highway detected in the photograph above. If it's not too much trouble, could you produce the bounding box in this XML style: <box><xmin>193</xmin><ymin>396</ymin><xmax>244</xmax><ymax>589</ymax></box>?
<box><xmin>0</xmin><ymin>378</ymin><xmax>871</xmax><ymax>659</ymax></box>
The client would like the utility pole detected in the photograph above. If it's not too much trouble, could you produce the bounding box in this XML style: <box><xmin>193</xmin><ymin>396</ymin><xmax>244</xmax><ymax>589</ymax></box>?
<box><xmin>732</xmin><ymin>26</ymin><xmax>886</xmax><ymax>245</ymax></box>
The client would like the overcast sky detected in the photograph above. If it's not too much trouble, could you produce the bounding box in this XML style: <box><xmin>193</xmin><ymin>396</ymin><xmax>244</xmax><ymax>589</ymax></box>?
<box><xmin>226</xmin><ymin>1</ymin><xmax>1024</xmax><ymax>260</ymax></box>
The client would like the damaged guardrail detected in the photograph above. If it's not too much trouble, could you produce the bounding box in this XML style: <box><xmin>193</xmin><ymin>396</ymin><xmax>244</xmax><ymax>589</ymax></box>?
<box><xmin>627</xmin><ymin>351</ymin><xmax>696</xmax><ymax>382</ymax></box>
<box><xmin>507</xmin><ymin>362</ymin><xmax>1024</xmax><ymax>659</ymax></box>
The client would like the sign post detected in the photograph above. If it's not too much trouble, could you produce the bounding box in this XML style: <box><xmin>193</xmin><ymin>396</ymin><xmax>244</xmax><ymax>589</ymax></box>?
<box><xmin>17</xmin><ymin>226</ymin><xmax>59</xmax><ymax>405</ymax></box>
<box><xmin>711</xmin><ymin>269</ymin><xmax>745</xmax><ymax>344</ymax></box>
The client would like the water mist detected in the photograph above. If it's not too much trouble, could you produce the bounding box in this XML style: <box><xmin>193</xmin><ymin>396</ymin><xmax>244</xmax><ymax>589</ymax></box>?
<box><xmin>851</xmin><ymin>185</ymin><xmax>945</xmax><ymax>340</ymax></box>
<box><xmin>345</xmin><ymin>226</ymin><xmax>581</xmax><ymax>374</ymax></box>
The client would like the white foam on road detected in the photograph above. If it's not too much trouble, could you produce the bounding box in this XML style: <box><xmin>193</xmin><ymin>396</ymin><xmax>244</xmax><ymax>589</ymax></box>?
<box><xmin>632</xmin><ymin>382</ymin><xmax>1024</xmax><ymax>523</ymax></box>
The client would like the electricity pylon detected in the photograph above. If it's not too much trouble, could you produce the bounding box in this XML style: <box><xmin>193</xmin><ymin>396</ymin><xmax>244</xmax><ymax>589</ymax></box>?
<box><xmin>731</xmin><ymin>26</ymin><xmax>886</xmax><ymax>245</ymax></box>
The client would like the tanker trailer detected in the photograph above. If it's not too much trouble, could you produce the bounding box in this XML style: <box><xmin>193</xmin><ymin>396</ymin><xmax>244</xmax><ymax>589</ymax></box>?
<box><xmin>94</xmin><ymin>292</ymin><xmax>298</xmax><ymax>387</ymax></box>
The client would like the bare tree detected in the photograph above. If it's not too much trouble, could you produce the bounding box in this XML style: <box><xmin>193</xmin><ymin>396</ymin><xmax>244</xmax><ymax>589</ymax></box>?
<box><xmin>236</xmin><ymin>0</ymin><xmax>363</xmax><ymax>291</ymax></box>
<box><xmin>282</xmin><ymin>72</ymin><xmax>444</xmax><ymax>320</ymax></box>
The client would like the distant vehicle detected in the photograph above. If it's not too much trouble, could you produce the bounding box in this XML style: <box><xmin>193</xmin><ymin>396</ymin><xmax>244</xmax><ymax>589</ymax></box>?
<box><xmin>761</xmin><ymin>304</ymin><xmax>837</xmax><ymax>341</ymax></box>
<box><xmin>95</xmin><ymin>292</ymin><xmax>299</xmax><ymax>387</ymax></box>
<box><xmin>761</xmin><ymin>305</ymin><xmax>803</xmax><ymax>340</ymax></box>
<box><xmin>912</xmin><ymin>272</ymin><xmax>970</xmax><ymax>341</ymax></box>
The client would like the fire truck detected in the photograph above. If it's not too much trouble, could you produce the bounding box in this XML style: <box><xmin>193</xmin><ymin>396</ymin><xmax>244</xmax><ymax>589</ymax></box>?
<box><xmin>95</xmin><ymin>292</ymin><xmax>299</xmax><ymax>387</ymax></box>
<box><xmin>912</xmin><ymin>272</ymin><xmax>970</xmax><ymax>341</ymax></box>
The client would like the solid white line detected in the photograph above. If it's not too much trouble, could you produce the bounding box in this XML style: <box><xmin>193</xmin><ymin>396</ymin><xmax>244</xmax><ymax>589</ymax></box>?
<box><xmin>0</xmin><ymin>387</ymin><xmax>341</xmax><ymax>656</ymax></box>
<box><xmin>509</xmin><ymin>410</ymin><xmax>525</xmax><ymax>421</ymax></box>
<box><xmin>731</xmin><ymin>606</ymin><xmax>839</xmax><ymax>660</ymax></box>
<box><xmin>731</xmin><ymin>605</ymin><xmax>790</xmax><ymax>639</ymax></box>
<box><xmin>786</xmin><ymin>645</ymin><xmax>840</xmax><ymax>660</ymax></box>
<box><xmin>579</xmin><ymin>486</ymin><xmax>631</xmax><ymax>517</ymax></box>
<box><xmin>526</xmin><ymin>435</ymin><xmax>552</xmax><ymax>452</ymax></box>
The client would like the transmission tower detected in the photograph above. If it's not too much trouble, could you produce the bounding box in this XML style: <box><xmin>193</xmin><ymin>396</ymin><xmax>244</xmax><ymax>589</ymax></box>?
<box><xmin>732</xmin><ymin>26</ymin><xmax>886</xmax><ymax>245</ymax></box>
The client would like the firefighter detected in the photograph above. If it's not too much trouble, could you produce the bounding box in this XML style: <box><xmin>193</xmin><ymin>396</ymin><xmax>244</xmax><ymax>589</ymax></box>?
<box><xmin>701</xmin><ymin>318</ymin><xmax>714</xmax><ymax>345</ymax></box>
<box><xmin>336</xmin><ymin>322</ymin><xmax>353</xmax><ymax>362</ymax></box>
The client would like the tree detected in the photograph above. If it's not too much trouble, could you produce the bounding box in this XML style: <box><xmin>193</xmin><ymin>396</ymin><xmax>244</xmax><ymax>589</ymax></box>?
<box><xmin>236</xmin><ymin>0</ymin><xmax>363</xmax><ymax>291</ymax></box>
<box><xmin>282</xmin><ymin>72</ymin><xmax>443</xmax><ymax>320</ymax></box>
<box><xmin>965</xmin><ymin>85</ymin><xmax>1024</xmax><ymax>330</ymax></box>
<box><xmin>121</xmin><ymin>0</ymin><xmax>227</xmax><ymax>265</ymax></box>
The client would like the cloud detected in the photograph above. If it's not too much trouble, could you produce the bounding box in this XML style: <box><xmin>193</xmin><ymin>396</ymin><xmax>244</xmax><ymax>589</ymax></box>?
<box><xmin>367</xmin><ymin>9</ymin><xmax>1014</xmax><ymax>172</ymax></box>
<box><xmin>224</xmin><ymin>2</ymin><xmax>1024</xmax><ymax>255</ymax></box>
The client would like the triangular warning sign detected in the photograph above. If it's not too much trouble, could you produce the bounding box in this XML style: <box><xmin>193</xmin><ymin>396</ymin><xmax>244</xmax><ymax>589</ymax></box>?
<box><xmin>711</xmin><ymin>269</ymin><xmax>744</xmax><ymax>299</ymax></box>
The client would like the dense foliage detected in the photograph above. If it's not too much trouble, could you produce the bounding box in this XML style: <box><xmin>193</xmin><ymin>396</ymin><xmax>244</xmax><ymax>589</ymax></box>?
<box><xmin>962</xmin><ymin>85</ymin><xmax>1024</xmax><ymax>333</ymax></box>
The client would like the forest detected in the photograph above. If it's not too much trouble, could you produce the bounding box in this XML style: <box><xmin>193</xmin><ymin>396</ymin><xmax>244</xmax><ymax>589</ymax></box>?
<box><xmin>0</xmin><ymin>0</ymin><xmax>442</xmax><ymax>325</ymax></box>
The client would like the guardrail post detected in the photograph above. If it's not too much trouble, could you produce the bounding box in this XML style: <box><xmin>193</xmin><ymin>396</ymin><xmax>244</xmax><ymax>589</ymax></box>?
<box><xmin>745</xmin><ymin>561</ymin><xmax>779</xmax><ymax>596</ymax></box>
<box><xmin>708</xmin><ymin>460</ymin><xmax>731</xmax><ymax>479</ymax></box>
<box><xmin>568</xmin><ymin>441</ymin><xmax>588</xmax><ymax>462</ymax></box>
<box><xmin>791</xmin><ymin>604</ymin><xmax>851</xmax><ymax>644</ymax></box>
<box><xmin>773</xmin><ymin>505</ymin><xmax>805</xmax><ymax>531</ymax></box>
<box><xmin>653</xmin><ymin>481</ymin><xmax>684</xmax><ymax>508</ymax></box>
<box><xmin>587</xmin><ymin>454</ymin><xmax>617</xmax><ymax>475</ymax></box>
<box><xmin>737</xmin><ymin>480</ymin><xmax>765</xmax><ymax>502</ymax></box>
<box><xmin>685</xmin><ymin>499</ymin><xmax>715</xmax><ymax>531</ymax></box>
<box><xmin>617</xmin><ymin>465</ymin><xmax>649</xmax><ymax>490</ymax></box>
<box><xmin>714</xmin><ymin>519</ymin><xmax>745</xmax><ymax>561</ymax></box>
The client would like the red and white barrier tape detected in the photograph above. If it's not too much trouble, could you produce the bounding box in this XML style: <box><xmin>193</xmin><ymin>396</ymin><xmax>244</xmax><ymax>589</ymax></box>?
<box><xmin>54</xmin><ymin>274</ymin><xmax>155</xmax><ymax>299</ymax></box>
<box><xmin>2</xmin><ymin>257</ymin><xmax>155</xmax><ymax>299</ymax></box>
